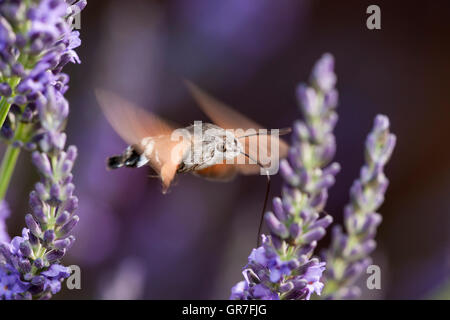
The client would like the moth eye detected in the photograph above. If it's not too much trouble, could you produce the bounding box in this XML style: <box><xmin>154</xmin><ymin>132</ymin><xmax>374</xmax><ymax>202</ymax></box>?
<box><xmin>217</xmin><ymin>143</ymin><xmax>226</xmax><ymax>152</ymax></box>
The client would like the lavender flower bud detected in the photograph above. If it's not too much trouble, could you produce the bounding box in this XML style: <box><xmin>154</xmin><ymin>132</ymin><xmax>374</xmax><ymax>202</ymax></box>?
<box><xmin>311</xmin><ymin>53</ymin><xmax>336</xmax><ymax>92</ymax></box>
<box><xmin>65</xmin><ymin>146</ymin><xmax>77</xmax><ymax>162</ymax></box>
<box><xmin>0</xmin><ymin>243</ymin><xmax>12</xmax><ymax>262</ymax></box>
<box><xmin>19</xmin><ymin>241</ymin><xmax>33</xmax><ymax>258</ymax></box>
<box><xmin>323</xmin><ymin>162</ymin><xmax>341</xmax><ymax>177</ymax></box>
<box><xmin>33</xmin><ymin>258</ymin><xmax>44</xmax><ymax>269</ymax></box>
<box><xmin>34</xmin><ymin>183</ymin><xmax>49</xmax><ymax>201</ymax></box>
<box><xmin>31</xmin><ymin>276</ymin><xmax>45</xmax><ymax>287</ymax></box>
<box><xmin>57</xmin><ymin>215</ymin><xmax>79</xmax><ymax>237</ymax></box>
<box><xmin>349</xmin><ymin>240</ymin><xmax>377</xmax><ymax>260</ymax></box>
<box><xmin>309</xmin><ymin>189</ymin><xmax>328</xmax><ymax>209</ymax></box>
<box><xmin>292</xmin><ymin>121</ymin><xmax>309</xmax><ymax>143</ymax></box>
<box><xmin>279</xmin><ymin>282</ymin><xmax>294</xmax><ymax>293</ymax></box>
<box><xmin>32</xmin><ymin>205</ymin><xmax>47</xmax><ymax>224</ymax></box>
<box><xmin>0</xmin><ymin>82</ymin><xmax>12</xmax><ymax>96</ymax></box>
<box><xmin>29</xmin><ymin>191</ymin><xmax>42</xmax><ymax>208</ymax></box>
<box><xmin>11</xmin><ymin>63</ymin><xmax>26</xmax><ymax>77</ymax></box>
<box><xmin>289</xmin><ymin>223</ymin><xmax>301</xmax><ymax>239</ymax></box>
<box><xmin>279</xmin><ymin>160</ymin><xmax>300</xmax><ymax>186</ymax></box>
<box><xmin>43</xmin><ymin>230</ymin><xmax>56</xmax><ymax>244</ymax></box>
<box><xmin>55</xmin><ymin>211</ymin><xmax>70</xmax><ymax>226</ymax></box>
<box><xmin>296</xmin><ymin>84</ymin><xmax>318</xmax><ymax>116</ymax></box>
<box><xmin>25</xmin><ymin>214</ymin><xmax>41</xmax><ymax>237</ymax></box>
<box><xmin>46</xmin><ymin>250</ymin><xmax>65</xmax><ymax>263</ymax></box>
<box><xmin>301</xmin><ymin>227</ymin><xmax>326</xmax><ymax>244</ymax></box>
<box><xmin>0</xmin><ymin>16</ymin><xmax>15</xmax><ymax>45</ymax></box>
<box><xmin>14</xmin><ymin>95</ymin><xmax>27</xmax><ymax>106</ymax></box>
<box><xmin>28</xmin><ymin>232</ymin><xmax>39</xmax><ymax>246</ymax></box>
<box><xmin>316</xmin><ymin>174</ymin><xmax>335</xmax><ymax>191</ymax></box>
<box><xmin>66</xmin><ymin>235</ymin><xmax>76</xmax><ymax>250</ymax></box>
<box><xmin>49</xmin><ymin>183</ymin><xmax>61</xmax><ymax>203</ymax></box>
<box><xmin>12</xmin><ymin>140</ymin><xmax>23</xmax><ymax>148</ymax></box>
<box><xmin>360</xmin><ymin>212</ymin><xmax>382</xmax><ymax>234</ymax></box>
<box><xmin>31</xmin><ymin>152</ymin><xmax>52</xmax><ymax>177</ymax></box>
<box><xmin>264</xmin><ymin>212</ymin><xmax>289</xmax><ymax>239</ymax></box>
<box><xmin>343</xmin><ymin>263</ymin><xmax>364</xmax><ymax>281</ymax></box>
<box><xmin>61</xmin><ymin>160</ymin><xmax>73</xmax><ymax>175</ymax></box>
<box><xmin>297</xmin><ymin>241</ymin><xmax>317</xmax><ymax>256</ymax></box>
<box><xmin>54</xmin><ymin>238</ymin><xmax>71</xmax><ymax>250</ymax></box>
<box><xmin>63</xmin><ymin>183</ymin><xmax>75</xmax><ymax>199</ymax></box>
<box><xmin>310</xmin><ymin>215</ymin><xmax>333</xmax><ymax>230</ymax></box>
<box><xmin>18</xmin><ymin>259</ymin><xmax>32</xmax><ymax>274</ymax></box>
<box><xmin>324</xmin><ymin>89</ymin><xmax>338</xmax><ymax>109</ymax></box>
<box><xmin>271</xmin><ymin>235</ymin><xmax>283</xmax><ymax>250</ymax></box>
<box><xmin>64</xmin><ymin>196</ymin><xmax>78</xmax><ymax>214</ymax></box>
<box><xmin>272</xmin><ymin>197</ymin><xmax>286</xmax><ymax>221</ymax></box>
<box><xmin>63</xmin><ymin>173</ymin><xmax>73</xmax><ymax>185</ymax></box>
<box><xmin>292</xmin><ymin>278</ymin><xmax>308</xmax><ymax>290</ymax></box>
<box><xmin>72</xmin><ymin>0</ymin><xmax>87</xmax><ymax>12</ymax></box>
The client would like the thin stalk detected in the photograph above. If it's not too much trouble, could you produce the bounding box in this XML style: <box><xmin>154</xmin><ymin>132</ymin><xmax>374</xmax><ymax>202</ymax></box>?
<box><xmin>0</xmin><ymin>76</ymin><xmax>21</xmax><ymax>129</ymax></box>
<box><xmin>0</xmin><ymin>97</ymin><xmax>10</xmax><ymax>130</ymax></box>
<box><xmin>0</xmin><ymin>122</ymin><xmax>26</xmax><ymax>200</ymax></box>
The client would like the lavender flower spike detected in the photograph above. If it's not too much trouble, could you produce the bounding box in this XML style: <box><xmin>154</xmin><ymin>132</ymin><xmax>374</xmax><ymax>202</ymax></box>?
<box><xmin>321</xmin><ymin>115</ymin><xmax>396</xmax><ymax>299</ymax></box>
<box><xmin>0</xmin><ymin>0</ymin><xmax>87</xmax><ymax>300</ymax></box>
<box><xmin>231</xmin><ymin>53</ymin><xmax>340</xmax><ymax>300</ymax></box>
<box><xmin>0</xmin><ymin>89</ymin><xmax>79</xmax><ymax>299</ymax></box>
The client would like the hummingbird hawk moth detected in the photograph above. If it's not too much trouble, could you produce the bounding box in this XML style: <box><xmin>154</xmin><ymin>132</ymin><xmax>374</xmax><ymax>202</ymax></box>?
<box><xmin>96</xmin><ymin>81</ymin><xmax>290</xmax><ymax>192</ymax></box>
<box><xmin>96</xmin><ymin>81</ymin><xmax>290</xmax><ymax>244</ymax></box>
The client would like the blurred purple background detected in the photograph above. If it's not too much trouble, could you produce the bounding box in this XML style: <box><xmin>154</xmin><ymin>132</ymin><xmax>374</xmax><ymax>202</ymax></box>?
<box><xmin>3</xmin><ymin>0</ymin><xmax>450</xmax><ymax>299</ymax></box>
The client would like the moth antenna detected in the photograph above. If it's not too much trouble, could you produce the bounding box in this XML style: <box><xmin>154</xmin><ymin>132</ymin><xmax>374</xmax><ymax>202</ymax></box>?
<box><xmin>278</xmin><ymin>127</ymin><xmax>292</xmax><ymax>136</ymax></box>
<box><xmin>240</xmin><ymin>152</ymin><xmax>271</xmax><ymax>247</ymax></box>
<box><xmin>236</xmin><ymin>127</ymin><xmax>291</xmax><ymax>139</ymax></box>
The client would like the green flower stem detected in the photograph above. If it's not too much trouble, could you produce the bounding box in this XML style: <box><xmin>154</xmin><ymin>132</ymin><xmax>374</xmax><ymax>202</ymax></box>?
<box><xmin>0</xmin><ymin>97</ymin><xmax>10</xmax><ymax>130</ymax></box>
<box><xmin>0</xmin><ymin>76</ymin><xmax>21</xmax><ymax>129</ymax></box>
<box><xmin>0</xmin><ymin>144</ymin><xmax>21</xmax><ymax>200</ymax></box>
<box><xmin>0</xmin><ymin>121</ymin><xmax>27</xmax><ymax>200</ymax></box>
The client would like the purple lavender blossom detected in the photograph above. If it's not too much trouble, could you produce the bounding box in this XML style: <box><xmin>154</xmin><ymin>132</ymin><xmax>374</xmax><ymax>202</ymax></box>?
<box><xmin>231</xmin><ymin>53</ymin><xmax>340</xmax><ymax>300</ymax></box>
<box><xmin>0</xmin><ymin>0</ymin><xmax>84</xmax><ymax>134</ymax></box>
<box><xmin>0</xmin><ymin>200</ymin><xmax>10</xmax><ymax>243</ymax></box>
<box><xmin>0</xmin><ymin>0</ymin><xmax>86</xmax><ymax>300</ymax></box>
<box><xmin>0</xmin><ymin>263</ymin><xmax>30</xmax><ymax>299</ymax></box>
<box><xmin>321</xmin><ymin>115</ymin><xmax>396</xmax><ymax>299</ymax></box>
<box><xmin>0</xmin><ymin>89</ymin><xmax>79</xmax><ymax>299</ymax></box>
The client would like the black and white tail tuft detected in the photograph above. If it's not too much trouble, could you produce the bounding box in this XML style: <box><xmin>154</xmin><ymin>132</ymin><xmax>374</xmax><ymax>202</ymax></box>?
<box><xmin>107</xmin><ymin>146</ymin><xmax>147</xmax><ymax>169</ymax></box>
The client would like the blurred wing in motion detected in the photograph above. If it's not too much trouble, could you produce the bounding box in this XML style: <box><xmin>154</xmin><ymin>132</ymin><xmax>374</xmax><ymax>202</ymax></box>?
<box><xmin>95</xmin><ymin>89</ymin><xmax>174</xmax><ymax>147</ymax></box>
<box><xmin>95</xmin><ymin>89</ymin><xmax>188</xmax><ymax>193</ymax></box>
<box><xmin>185</xmin><ymin>81</ymin><xmax>289</xmax><ymax>175</ymax></box>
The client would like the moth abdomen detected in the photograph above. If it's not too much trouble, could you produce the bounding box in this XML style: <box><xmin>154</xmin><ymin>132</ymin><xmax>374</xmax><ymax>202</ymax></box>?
<box><xmin>107</xmin><ymin>155</ymin><xmax>125</xmax><ymax>169</ymax></box>
<box><xmin>107</xmin><ymin>145</ymin><xmax>148</xmax><ymax>170</ymax></box>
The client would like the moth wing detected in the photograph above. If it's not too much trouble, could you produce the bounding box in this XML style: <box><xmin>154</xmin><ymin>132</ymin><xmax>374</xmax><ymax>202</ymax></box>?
<box><xmin>96</xmin><ymin>89</ymin><xmax>189</xmax><ymax>192</ymax></box>
<box><xmin>95</xmin><ymin>89</ymin><xmax>175</xmax><ymax>147</ymax></box>
<box><xmin>185</xmin><ymin>80</ymin><xmax>261</xmax><ymax>131</ymax></box>
<box><xmin>185</xmin><ymin>81</ymin><xmax>289</xmax><ymax>175</ymax></box>
<box><xmin>193</xmin><ymin>164</ymin><xmax>238</xmax><ymax>182</ymax></box>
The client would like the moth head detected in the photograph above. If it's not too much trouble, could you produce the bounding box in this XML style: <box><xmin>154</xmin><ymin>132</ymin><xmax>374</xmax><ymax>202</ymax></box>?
<box><xmin>214</xmin><ymin>131</ymin><xmax>242</xmax><ymax>162</ymax></box>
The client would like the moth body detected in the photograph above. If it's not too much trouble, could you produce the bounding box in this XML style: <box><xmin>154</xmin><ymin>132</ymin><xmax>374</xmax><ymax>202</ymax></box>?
<box><xmin>97</xmin><ymin>82</ymin><xmax>289</xmax><ymax>192</ymax></box>
<box><xmin>107</xmin><ymin>123</ymin><xmax>243</xmax><ymax>176</ymax></box>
